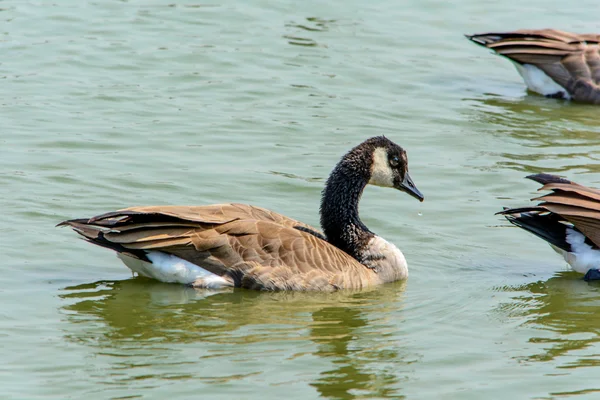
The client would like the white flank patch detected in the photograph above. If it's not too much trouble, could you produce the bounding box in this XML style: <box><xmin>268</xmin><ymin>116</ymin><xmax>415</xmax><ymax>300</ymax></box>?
<box><xmin>117</xmin><ymin>252</ymin><xmax>231</xmax><ymax>288</ymax></box>
<box><xmin>364</xmin><ymin>235</ymin><xmax>408</xmax><ymax>279</ymax></box>
<box><xmin>369</xmin><ymin>147</ymin><xmax>394</xmax><ymax>188</ymax></box>
<box><xmin>512</xmin><ymin>63</ymin><xmax>571</xmax><ymax>99</ymax></box>
<box><xmin>558</xmin><ymin>229</ymin><xmax>600</xmax><ymax>274</ymax></box>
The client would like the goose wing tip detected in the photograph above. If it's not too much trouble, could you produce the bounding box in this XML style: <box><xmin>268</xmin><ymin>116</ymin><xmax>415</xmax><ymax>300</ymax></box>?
<box><xmin>494</xmin><ymin>207</ymin><xmax>511</xmax><ymax>216</ymax></box>
<box><xmin>526</xmin><ymin>173</ymin><xmax>572</xmax><ymax>185</ymax></box>
<box><xmin>56</xmin><ymin>218</ymin><xmax>87</xmax><ymax>228</ymax></box>
<box><xmin>465</xmin><ymin>33</ymin><xmax>483</xmax><ymax>44</ymax></box>
<box><xmin>465</xmin><ymin>32</ymin><xmax>500</xmax><ymax>47</ymax></box>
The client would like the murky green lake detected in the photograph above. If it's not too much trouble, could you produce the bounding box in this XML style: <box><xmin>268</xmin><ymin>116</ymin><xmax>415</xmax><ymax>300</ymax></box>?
<box><xmin>2</xmin><ymin>1</ymin><xmax>600</xmax><ymax>398</ymax></box>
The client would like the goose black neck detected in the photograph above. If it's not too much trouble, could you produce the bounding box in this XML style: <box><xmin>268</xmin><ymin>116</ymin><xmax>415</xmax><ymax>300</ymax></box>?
<box><xmin>320</xmin><ymin>159</ymin><xmax>373</xmax><ymax>260</ymax></box>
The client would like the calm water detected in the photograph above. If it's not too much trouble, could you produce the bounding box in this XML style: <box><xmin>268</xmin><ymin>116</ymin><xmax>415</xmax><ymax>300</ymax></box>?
<box><xmin>2</xmin><ymin>1</ymin><xmax>600</xmax><ymax>399</ymax></box>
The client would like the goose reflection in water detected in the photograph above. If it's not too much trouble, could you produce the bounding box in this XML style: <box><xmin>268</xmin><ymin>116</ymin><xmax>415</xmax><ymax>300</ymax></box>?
<box><xmin>59</xmin><ymin>279</ymin><xmax>413</xmax><ymax>399</ymax></box>
<box><xmin>495</xmin><ymin>272</ymin><xmax>600</xmax><ymax>367</ymax></box>
<box><xmin>462</xmin><ymin>95</ymin><xmax>600</xmax><ymax>175</ymax></box>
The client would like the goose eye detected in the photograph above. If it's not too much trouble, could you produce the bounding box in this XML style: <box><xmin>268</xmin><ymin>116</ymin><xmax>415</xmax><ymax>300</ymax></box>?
<box><xmin>389</xmin><ymin>156</ymin><xmax>399</xmax><ymax>167</ymax></box>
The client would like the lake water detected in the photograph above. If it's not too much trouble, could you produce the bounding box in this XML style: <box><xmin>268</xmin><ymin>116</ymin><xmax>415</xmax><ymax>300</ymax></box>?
<box><xmin>3</xmin><ymin>1</ymin><xmax>600</xmax><ymax>399</ymax></box>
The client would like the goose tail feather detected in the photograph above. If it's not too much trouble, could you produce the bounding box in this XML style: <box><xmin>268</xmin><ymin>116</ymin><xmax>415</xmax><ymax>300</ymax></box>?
<box><xmin>501</xmin><ymin>209</ymin><xmax>571</xmax><ymax>252</ymax></box>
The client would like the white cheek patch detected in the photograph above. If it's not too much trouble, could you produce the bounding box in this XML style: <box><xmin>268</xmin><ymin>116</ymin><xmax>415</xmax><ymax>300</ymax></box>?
<box><xmin>368</xmin><ymin>147</ymin><xmax>394</xmax><ymax>188</ymax></box>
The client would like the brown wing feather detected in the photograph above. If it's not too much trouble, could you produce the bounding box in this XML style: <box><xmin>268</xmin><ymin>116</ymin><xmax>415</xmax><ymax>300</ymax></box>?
<box><xmin>534</xmin><ymin>193</ymin><xmax>600</xmax><ymax>212</ymax></box>
<box><xmin>59</xmin><ymin>204</ymin><xmax>374</xmax><ymax>291</ymax></box>
<box><xmin>539</xmin><ymin>182</ymin><xmax>600</xmax><ymax>202</ymax></box>
<box><xmin>467</xmin><ymin>29</ymin><xmax>600</xmax><ymax>103</ymax></box>
<box><xmin>121</xmin><ymin>204</ymin><xmax>322</xmax><ymax>233</ymax></box>
<box><xmin>502</xmin><ymin>174</ymin><xmax>600</xmax><ymax>248</ymax></box>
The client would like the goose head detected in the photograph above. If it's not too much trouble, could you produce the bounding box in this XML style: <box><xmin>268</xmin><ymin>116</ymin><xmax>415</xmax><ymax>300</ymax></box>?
<box><xmin>339</xmin><ymin>136</ymin><xmax>424</xmax><ymax>202</ymax></box>
<box><xmin>367</xmin><ymin>138</ymin><xmax>424</xmax><ymax>202</ymax></box>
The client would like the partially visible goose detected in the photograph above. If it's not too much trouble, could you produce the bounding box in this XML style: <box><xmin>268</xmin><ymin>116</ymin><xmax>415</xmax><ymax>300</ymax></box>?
<box><xmin>498</xmin><ymin>173</ymin><xmax>600</xmax><ymax>281</ymax></box>
<box><xmin>59</xmin><ymin>136</ymin><xmax>424</xmax><ymax>291</ymax></box>
<box><xmin>466</xmin><ymin>29</ymin><xmax>600</xmax><ymax>104</ymax></box>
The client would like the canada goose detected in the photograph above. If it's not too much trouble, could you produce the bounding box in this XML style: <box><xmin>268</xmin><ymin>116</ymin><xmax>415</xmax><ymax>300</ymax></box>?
<box><xmin>466</xmin><ymin>29</ymin><xmax>600</xmax><ymax>104</ymax></box>
<box><xmin>498</xmin><ymin>173</ymin><xmax>600</xmax><ymax>281</ymax></box>
<box><xmin>58</xmin><ymin>136</ymin><xmax>424</xmax><ymax>291</ymax></box>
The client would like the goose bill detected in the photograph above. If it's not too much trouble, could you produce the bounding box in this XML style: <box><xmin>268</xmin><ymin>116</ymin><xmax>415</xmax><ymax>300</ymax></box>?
<box><xmin>399</xmin><ymin>173</ymin><xmax>424</xmax><ymax>202</ymax></box>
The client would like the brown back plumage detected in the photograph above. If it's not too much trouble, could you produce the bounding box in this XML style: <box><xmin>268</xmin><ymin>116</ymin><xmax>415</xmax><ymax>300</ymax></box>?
<box><xmin>59</xmin><ymin>203</ymin><xmax>380</xmax><ymax>291</ymax></box>
<box><xmin>467</xmin><ymin>29</ymin><xmax>600</xmax><ymax>104</ymax></box>
<box><xmin>499</xmin><ymin>173</ymin><xmax>600</xmax><ymax>248</ymax></box>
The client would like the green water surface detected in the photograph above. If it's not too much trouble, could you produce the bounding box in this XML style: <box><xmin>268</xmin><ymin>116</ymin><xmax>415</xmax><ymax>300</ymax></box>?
<box><xmin>2</xmin><ymin>1</ymin><xmax>600</xmax><ymax>399</ymax></box>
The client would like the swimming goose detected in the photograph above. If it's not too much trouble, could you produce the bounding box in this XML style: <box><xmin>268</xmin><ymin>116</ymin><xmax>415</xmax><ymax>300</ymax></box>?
<box><xmin>498</xmin><ymin>173</ymin><xmax>600</xmax><ymax>281</ymax></box>
<box><xmin>58</xmin><ymin>136</ymin><xmax>424</xmax><ymax>291</ymax></box>
<box><xmin>466</xmin><ymin>29</ymin><xmax>600</xmax><ymax>104</ymax></box>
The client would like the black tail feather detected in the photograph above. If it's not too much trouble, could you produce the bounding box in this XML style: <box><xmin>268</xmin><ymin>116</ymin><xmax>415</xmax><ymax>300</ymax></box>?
<box><xmin>496</xmin><ymin>206</ymin><xmax>547</xmax><ymax>216</ymax></box>
<box><xmin>57</xmin><ymin>218</ymin><xmax>150</xmax><ymax>262</ymax></box>
<box><xmin>80</xmin><ymin>233</ymin><xmax>150</xmax><ymax>262</ymax></box>
<box><xmin>503</xmin><ymin>211</ymin><xmax>571</xmax><ymax>252</ymax></box>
